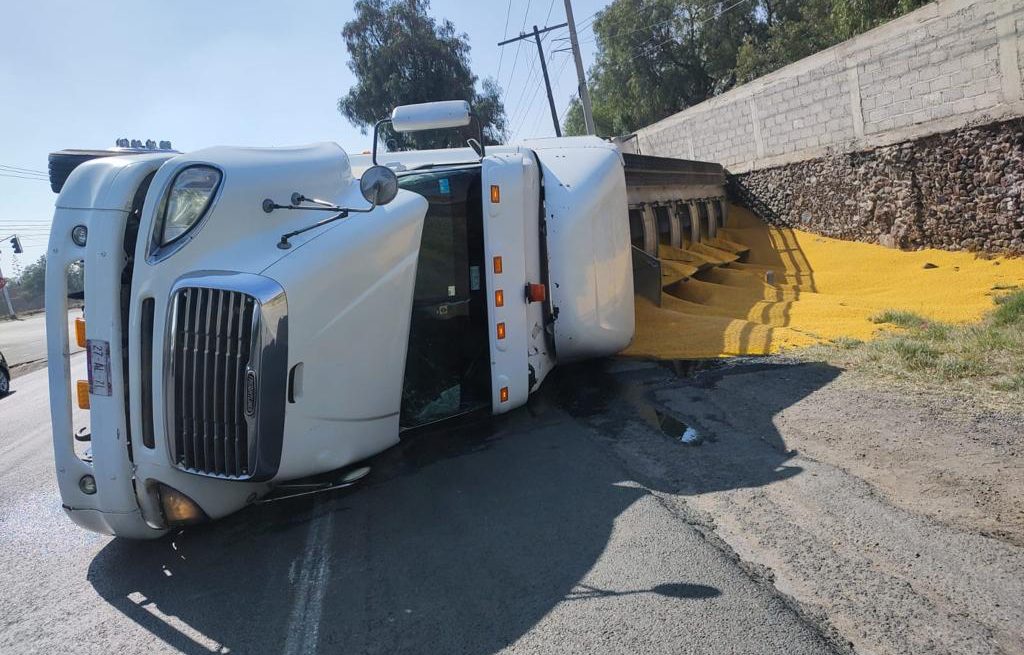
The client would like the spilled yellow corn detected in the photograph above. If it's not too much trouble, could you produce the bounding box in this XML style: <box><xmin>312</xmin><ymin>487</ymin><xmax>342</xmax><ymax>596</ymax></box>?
<box><xmin>626</xmin><ymin>206</ymin><xmax>1024</xmax><ymax>360</ymax></box>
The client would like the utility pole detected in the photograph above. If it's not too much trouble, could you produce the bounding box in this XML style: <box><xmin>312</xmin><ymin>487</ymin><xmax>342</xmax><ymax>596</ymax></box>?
<box><xmin>498</xmin><ymin>22</ymin><xmax>568</xmax><ymax>137</ymax></box>
<box><xmin>564</xmin><ymin>0</ymin><xmax>596</xmax><ymax>135</ymax></box>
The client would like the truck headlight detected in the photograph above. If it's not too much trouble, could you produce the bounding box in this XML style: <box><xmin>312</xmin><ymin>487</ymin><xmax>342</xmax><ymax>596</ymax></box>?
<box><xmin>157</xmin><ymin>165</ymin><xmax>221</xmax><ymax>245</ymax></box>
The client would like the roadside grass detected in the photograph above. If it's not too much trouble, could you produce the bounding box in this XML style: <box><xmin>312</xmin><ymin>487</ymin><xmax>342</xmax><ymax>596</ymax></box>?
<box><xmin>802</xmin><ymin>291</ymin><xmax>1024</xmax><ymax>400</ymax></box>
<box><xmin>869</xmin><ymin>309</ymin><xmax>928</xmax><ymax>329</ymax></box>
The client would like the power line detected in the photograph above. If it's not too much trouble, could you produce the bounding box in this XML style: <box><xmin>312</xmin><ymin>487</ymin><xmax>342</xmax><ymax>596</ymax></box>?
<box><xmin>0</xmin><ymin>173</ymin><xmax>48</xmax><ymax>182</ymax></box>
<box><xmin>574</xmin><ymin>8</ymin><xmax>600</xmax><ymax>30</ymax></box>
<box><xmin>0</xmin><ymin>163</ymin><xmax>47</xmax><ymax>175</ymax></box>
<box><xmin>505</xmin><ymin>52</ymin><xmax>540</xmax><ymax>129</ymax></box>
<box><xmin>576</xmin><ymin>18</ymin><xmax>595</xmax><ymax>34</ymax></box>
<box><xmin>559</xmin><ymin>93</ymin><xmax>577</xmax><ymax>124</ymax></box>
<box><xmin>628</xmin><ymin>0</ymin><xmax>753</xmax><ymax>63</ymax></box>
<box><xmin>496</xmin><ymin>0</ymin><xmax>514</xmax><ymax>83</ymax></box>
<box><xmin>501</xmin><ymin>0</ymin><xmax>534</xmax><ymax>100</ymax></box>
<box><xmin>581</xmin><ymin>0</ymin><xmax>751</xmax><ymax>47</ymax></box>
<box><xmin>504</xmin><ymin>27</ymin><xmax>561</xmax><ymax>131</ymax></box>
<box><xmin>507</xmin><ymin>31</ymin><xmax>555</xmax><ymax>123</ymax></box>
<box><xmin>509</xmin><ymin>41</ymin><xmax>556</xmax><ymax>138</ymax></box>
<box><xmin>527</xmin><ymin>54</ymin><xmax>572</xmax><ymax>137</ymax></box>
<box><xmin>514</xmin><ymin>49</ymin><xmax>566</xmax><ymax>139</ymax></box>
<box><xmin>578</xmin><ymin>4</ymin><xmax>690</xmax><ymax>46</ymax></box>
<box><xmin>526</xmin><ymin>55</ymin><xmax>569</xmax><ymax>137</ymax></box>
<box><xmin>515</xmin><ymin>72</ymin><xmax>550</xmax><ymax>139</ymax></box>
<box><xmin>543</xmin><ymin>0</ymin><xmax>557</xmax><ymax>25</ymax></box>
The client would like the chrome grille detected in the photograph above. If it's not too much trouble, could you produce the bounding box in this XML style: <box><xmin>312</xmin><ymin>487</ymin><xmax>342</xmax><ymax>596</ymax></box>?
<box><xmin>168</xmin><ymin>287</ymin><xmax>258</xmax><ymax>478</ymax></box>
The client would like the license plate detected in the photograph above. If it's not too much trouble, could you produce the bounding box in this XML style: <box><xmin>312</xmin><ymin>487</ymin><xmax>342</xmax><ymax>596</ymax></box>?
<box><xmin>87</xmin><ymin>339</ymin><xmax>112</xmax><ymax>396</ymax></box>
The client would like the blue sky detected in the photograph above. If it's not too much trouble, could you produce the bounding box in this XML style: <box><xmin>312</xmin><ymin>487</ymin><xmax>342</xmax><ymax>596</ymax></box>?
<box><xmin>0</xmin><ymin>0</ymin><xmax>609</xmax><ymax>268</ymax></box>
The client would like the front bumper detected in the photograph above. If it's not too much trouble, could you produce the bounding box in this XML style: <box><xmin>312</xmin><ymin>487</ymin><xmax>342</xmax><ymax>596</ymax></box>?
<box><xmin>47</xmin><ymin>204</ymin><xmax>167</xmax><ymax>539</ymax></box>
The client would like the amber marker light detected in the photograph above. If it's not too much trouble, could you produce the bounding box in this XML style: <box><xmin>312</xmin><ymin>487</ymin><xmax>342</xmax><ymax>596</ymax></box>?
<box><xmin>74</xmin><ymin>317</ymin><xmax>87</xmax><ymax>348</ymax></box>
<box><xmin>490</xmin><ymin>185</ymin><xmax>500</xmax><ymax>203</ymax></box>
<box><xmin>76</xmin><ymin>380</ymin><xmax>90</xmax><ymax>410</ymax></box>
<box><xmin>157</xmin><ymin>484</ymin><xmax>209</xmax><ymax>526</ymax></box>
<box><xmin>500</xmin><ymin>386</ymin><xmax>509</xmax><ymax>403</ymax></box>
<box><xmin>496</xmin><ymin>322</ymin><xmax>506</xmax><ymax>339</ymax></box>
<box><xmin>495</xmin><ymin>289</ymin><xmax>504</xmax><ymax>307</ymax></box>
<box><xmin>493</xmin><ymin>256</ymin><xmax>503</xmax><ymax>274</ymax></box>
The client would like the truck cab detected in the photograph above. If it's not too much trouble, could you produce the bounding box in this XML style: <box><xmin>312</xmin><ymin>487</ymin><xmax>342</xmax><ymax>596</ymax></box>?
<box><xmin>45</xmin><ymin>101</ymin><xmax>633</xmax><ymax>538</ymax></box>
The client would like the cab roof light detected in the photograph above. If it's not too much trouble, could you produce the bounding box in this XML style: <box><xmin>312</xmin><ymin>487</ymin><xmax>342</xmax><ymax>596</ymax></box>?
<box><xmin>493</xmin><ymin>256</ymin><xmax>503</xmax><ymax>274</ymax></box>
<box><xmin>490</xmin><ymin>185</ymin><xmax>500</xmax><ymax>203</ymax></box>
<box><xmin>495</xmin><ymin>289</ymin><xmax>504</xmax><ymax>307</ymax></box>
<box><xmin>500</xmin><ymin>386</ymin><xmax>509</xmax><ymax>403</ymax></box>
<box><xmin>496</xmin><ymin>322</ymin><xmax>506</xmax><ymax>340</ymax></box>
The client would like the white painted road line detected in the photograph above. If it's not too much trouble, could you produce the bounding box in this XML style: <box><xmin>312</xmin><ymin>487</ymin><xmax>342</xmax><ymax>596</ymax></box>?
<box><xmin>283</xmin><ymin>502</ymin><xmax>335</xmax><ymax>655</ymax></box>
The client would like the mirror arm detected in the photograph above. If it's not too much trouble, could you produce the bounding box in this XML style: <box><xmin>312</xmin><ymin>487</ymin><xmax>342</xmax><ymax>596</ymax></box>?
<box><xmin>276</xmin><ymin>210</ymin><xmax>349</xmax><ymax>249</ymax></box>
<box><xmin>263</xmin><ymin>201</ymin><xmax>343</xmax><ymax>213</ymax></box>
<box><xmin>469</xmin><ymin>111</ymin><xmax>485</xmax><ymax>158</ymax></box>
<box><xmin>371</xmin><ymin>118</ymin><xmax>391</xmax><ymax>166</ymax></box>
<box><xmin>292</xmin><ymin>192</ymin><xmax>339</xmax><ymax>208</ymax></box>
<box><xmin>267</xmin><ymin>194</ymin><xmax>378</xmax><ymax>249</ymax></box>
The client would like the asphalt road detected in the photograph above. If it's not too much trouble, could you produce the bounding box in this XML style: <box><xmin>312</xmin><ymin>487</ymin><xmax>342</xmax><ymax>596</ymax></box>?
<box><xmin>0</xmin><ymin>357</ymin><xmax>838</xmax><ymax>655</ymax></box>
<box><xmin>0</xmin><ymin>309</ymin><xmax>82</xmax><ymax>369</ymax></box>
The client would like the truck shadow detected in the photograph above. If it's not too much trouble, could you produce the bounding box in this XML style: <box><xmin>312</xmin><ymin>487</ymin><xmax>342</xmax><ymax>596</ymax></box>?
<box><xmin>87</xmin><ymin>356</ymin><xmax>838</xmax><ymax>654</ymax></box>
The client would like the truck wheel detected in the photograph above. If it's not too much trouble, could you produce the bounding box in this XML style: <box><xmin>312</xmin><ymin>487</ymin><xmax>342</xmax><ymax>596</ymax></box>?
<box><xmin>0</xmin><ymin>369</ymin><xmax>9</xmax><ymax>396</ymax></box>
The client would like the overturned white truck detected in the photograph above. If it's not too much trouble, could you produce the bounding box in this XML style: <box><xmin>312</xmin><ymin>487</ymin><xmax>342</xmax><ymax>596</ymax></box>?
<box><xmin>45</xmin><ymin>101</ymin><xmax>637</xmax><ymax>538</ymax></box>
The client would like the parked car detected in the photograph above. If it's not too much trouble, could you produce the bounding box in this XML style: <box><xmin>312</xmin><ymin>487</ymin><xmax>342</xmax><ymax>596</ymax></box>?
<box><xmin>0</xmin><ymin>349</ymin><xmax>9</xmax><ymax>396</ymax></box>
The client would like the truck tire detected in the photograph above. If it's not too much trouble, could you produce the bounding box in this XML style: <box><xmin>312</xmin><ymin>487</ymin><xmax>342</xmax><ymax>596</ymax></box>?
<box><xmin>0</xmin><ymin>368</ymin><xmax>9</xmax><ymax>396</ymax></box>
<box><xmin>48</xmin><ymin>150</ymin><xmax>125</xmax><ymax>194</ymax></box>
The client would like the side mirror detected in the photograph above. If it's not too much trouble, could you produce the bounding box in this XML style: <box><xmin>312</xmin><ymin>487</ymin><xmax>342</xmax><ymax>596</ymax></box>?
<box><xmin>360</xmin><ymin>165</ymin><xmax>399</xmax><ymax>206</ymax></box>
<box><xmin>372</xmin><ymin>100</ymin><xmax>485</xmax><ymax>164</ymax></box>
<box><xmin>391</xmin><ymin>100</ymin><xmax>472</xmax><ymax>132</ymax></box>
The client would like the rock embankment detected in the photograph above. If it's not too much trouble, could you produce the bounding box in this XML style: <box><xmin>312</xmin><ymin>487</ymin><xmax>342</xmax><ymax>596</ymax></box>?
<box><xmin>734</xmin><ymin>119</ymin><xmax>1024</xmax><ymax>254</ymax></box>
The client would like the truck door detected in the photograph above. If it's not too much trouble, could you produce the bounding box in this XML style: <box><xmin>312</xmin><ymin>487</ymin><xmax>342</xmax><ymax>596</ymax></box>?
<box><xmin>397</xmin><ymin>166</ymin><xmax>491</xmax><ymax>428</ymax></box>
<box><xmin>480</xmin><ymin>152</ymin><xmax>549</xmax><ymax>412</ymax></box>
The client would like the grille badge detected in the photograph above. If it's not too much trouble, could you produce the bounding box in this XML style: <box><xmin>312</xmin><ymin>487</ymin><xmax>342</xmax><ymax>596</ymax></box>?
<box><xmin>245</xmin><ymin>369</ymin><xmax>258</xmax><ymax>417</ymax></box>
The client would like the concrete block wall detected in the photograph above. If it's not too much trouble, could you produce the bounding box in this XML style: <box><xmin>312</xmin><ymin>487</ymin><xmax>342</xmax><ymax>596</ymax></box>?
<box><xmin>634</xmin><ymin>0</ymin><xmax>1024</xmax><ymax>173</ymax></box>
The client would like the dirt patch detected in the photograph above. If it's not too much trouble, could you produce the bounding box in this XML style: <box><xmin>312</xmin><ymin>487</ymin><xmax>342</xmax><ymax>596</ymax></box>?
<box><xmin>554</xmin><ymin>357</ymin><xmax>1024</xmax><ymax>655</ymax></box>
<box><xmin>766</xmin><ymin>367</ymin><xmax>1024</xmax><ymax>547</ymax></box>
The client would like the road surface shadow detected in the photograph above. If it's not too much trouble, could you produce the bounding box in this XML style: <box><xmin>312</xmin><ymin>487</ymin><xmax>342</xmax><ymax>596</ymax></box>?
<box><xmin>543</xmin><ymin>357</ymin><xmax>841</xmax><ymax>496</ymax></box>
<box><xmin>87</xmin><ymin>356</ymin><xmax>837</xmax><ymax>654</ymax></box>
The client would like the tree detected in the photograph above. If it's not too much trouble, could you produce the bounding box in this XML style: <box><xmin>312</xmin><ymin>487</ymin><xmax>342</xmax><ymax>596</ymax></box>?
<box><xmin>734</xmin><ymin>0</ymin><xmax>929</xmax><ymax>83</ymax></box>
<box><xmin>5</xmin><ymin>255</ymin><xmax>83</xmax><ymax>313</ymax></box>
<box><xmin>13</xmin><ymin>255</ymin><xmax>47</xmax><ymax>301</ymax></box>
<box><xmin>734</xmin><ymin>0</ymin><xmax>838</xmax><ymax>83</ymax></box>
<box><xmin>566</xmin><ymin>0</ymin><xmax>931</xmax><ymax>136</ymax></box>
<box><xmin>564</xmin><ymin>0</ymin><xmax>758</xmax><ymax>137</ymax></box>
<box><xmin>338</xmin><ymin>0</ymin><xmax>508</xmax><ymax>149</ymax></box>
